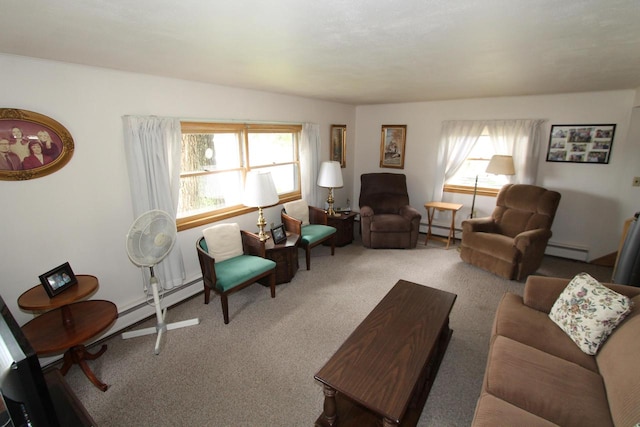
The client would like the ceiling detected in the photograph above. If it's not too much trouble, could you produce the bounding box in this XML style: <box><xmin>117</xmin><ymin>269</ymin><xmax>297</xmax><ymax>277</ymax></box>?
<box><xmin>2</xmin><ymin>0</ymin><xmax>640</xmax><ymax>105</ymax></box>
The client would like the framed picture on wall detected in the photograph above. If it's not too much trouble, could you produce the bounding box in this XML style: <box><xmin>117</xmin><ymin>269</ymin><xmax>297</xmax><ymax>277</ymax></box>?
<box><xmin>380</xmin><ymin>124</ymin><xmax>407</xmax><ymax>169</ymax></box>
<box><xmin>0</xmin><ymin>108</ymin><xmax>75</xmax><ymax>181</ymax></box>
<box><xmin>546</xmin><ymin>124</ymin><xmax>616</xmax><ymax>164</ymax></box>
<box><xmin>330</xmin><ymin>125</ymin><xmax>346</xmax><ymax>168</ymax></box>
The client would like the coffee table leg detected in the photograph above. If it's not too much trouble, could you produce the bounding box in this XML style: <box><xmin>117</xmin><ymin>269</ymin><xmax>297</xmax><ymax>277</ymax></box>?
<box><xmin>321</xmin><ymin>384</ymin><xmax>337</xmax><ymax>426</ymax></box>
<box><xmin>383</xmin><ymin>418</ymin><xmax>398</xmax><ymax>427</ymax></box>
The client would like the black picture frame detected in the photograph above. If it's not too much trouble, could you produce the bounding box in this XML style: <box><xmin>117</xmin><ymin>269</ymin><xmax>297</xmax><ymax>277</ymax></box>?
<box><xmin>39</xmin><ymin>262</ymin><xmax>78</xmax><ymax>298</ymax></box>
<box><xmin>270</xmin><ymin>224</ymin><xmax>287</xmax><ymax>244</ymax></box>
<box><xmin>546</xmin><ymin>124</ymin><xmax>616</xmax><ymax>164</ymax></box>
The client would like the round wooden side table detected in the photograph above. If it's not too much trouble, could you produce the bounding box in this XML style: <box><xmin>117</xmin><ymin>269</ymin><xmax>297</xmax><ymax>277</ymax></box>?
<box><xmin>18</xmin><ymin>275</ymin><xmax>118</xmax><ymax>391</ymax></box>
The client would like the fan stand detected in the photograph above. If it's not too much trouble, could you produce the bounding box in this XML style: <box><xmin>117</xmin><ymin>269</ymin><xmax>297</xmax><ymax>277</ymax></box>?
<box><xmin>121</xmin><ymin>266</ymin><xmax>200</xmax><ymax>355</ymax></box>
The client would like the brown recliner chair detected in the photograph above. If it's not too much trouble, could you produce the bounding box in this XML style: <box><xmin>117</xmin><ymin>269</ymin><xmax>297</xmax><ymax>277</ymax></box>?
<box><xmin>460</xmin><ymin>184</ymin><xmax>561</xmax><ymax>280</ymax></box>
<box><xmin>359</xmin><ymin>173</ymin><xmax>421</xmax><ymax>249</ymax></box>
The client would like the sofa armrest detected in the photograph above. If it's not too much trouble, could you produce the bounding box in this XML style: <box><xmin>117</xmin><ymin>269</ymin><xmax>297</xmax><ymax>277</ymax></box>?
<box><xmin>309</xmin><ymin>206</ymin><xmax>328</xmax><ymax>225</ymax></box>
<box><xmin>360</xmin><ymin>205</ymin><xmax>374</xmax><ymax>217</ymax></box>
<box><xmin>399</xmin><ymin>205</ymin><xmax>421</xmax><ymax>222</ymax></box>
<box><xmin>524</xmin><ymin>275</ymin><xmax>640</xmax><ymax>313</ymax></box>
<box><xmin>462</xmin><ymin>217</ymin><xmax>496</xmax><ymax>233</ymax></box>
<box><xmin>514</xmin><ymin>228</ymin><xmax>552</xmax><ymax>254</ymax></box>
<box><xmin>523</xmin><ymin>276</ymin><xmax>572</xmax><ymax>313</ymax></box>
<box><xmin>241</xmin><ymin>230</ymin><xmax>266</xmax><ymax>257</ymax></box>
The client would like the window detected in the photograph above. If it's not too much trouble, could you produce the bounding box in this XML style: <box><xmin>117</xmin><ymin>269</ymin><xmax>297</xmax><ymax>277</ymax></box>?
<box><xmin>443</xmin><ymin>130</ymin><xmax>510</xmax><ymax>196</ymax></box>
<box><xmin>177</xmin><ymin>122</ymin><xmax>302</xmax><ymax>230</ymax></box>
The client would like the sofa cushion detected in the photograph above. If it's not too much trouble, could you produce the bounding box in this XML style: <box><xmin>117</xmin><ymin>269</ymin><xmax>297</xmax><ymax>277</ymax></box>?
<box><xmin>492</xmin><ymin>293</ymin><xmax>597</xmax><ymax>372</ymax></box>
<box><xmin>203</xmin><ymin>223</ymin><xmax>243</xmax><ymax>262</ymax></box>
<box><xmin>485</xmin><ymin>335</ymin><xmax>613</xmax><ymax>427</ymax></box>
<box><xmin>300</xmin><ymin>224</ymin><xmax>336</xmax><ymax>245</ymax></box>
<box><xmin>549</xmin><ymin>272</ymin><xmax>632</xmax><ymax>355</ymax></box>
<box><xmin>462</xmin><ymin>232</ymin><xmax>517</xmax><ymax>262</ymax></box>
<box><xmin>472</xmin><ymin>393</ymin><xmax>559</xmax><ymax>427</ymax></box>
<box><xmin>595</xmin><ymin>294</ymin><xmax>640</xmax><ymax>427</ymax></box>
<box><xmin>213</xmin><ymin>255</ymin><xmax>275</xmax><ymax>292</ymax></box>
<box><xmin>369</xmin><ymin>214</ymin><xmax>411</xmax><ymax>232</ymax></box>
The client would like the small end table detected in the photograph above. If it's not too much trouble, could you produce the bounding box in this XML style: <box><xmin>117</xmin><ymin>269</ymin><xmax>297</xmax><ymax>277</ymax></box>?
<box><xmin>260</xmin><ymin>232</ymin><xmax>301</xmax><ymax>285</ymax></box>
<box><xmin>18</xmin><ymin>275</ymin><xmax>118</xmax><ymax>391</ymax></box>
<box><xmin>324</xmin><ymin>211</ymin><xmax>358</xmax><ymax>247</ymax></box>
<box><xmin>424</xmin><ymin>202</ymin><xmax>463</xmax><ymax>249</ymax></box>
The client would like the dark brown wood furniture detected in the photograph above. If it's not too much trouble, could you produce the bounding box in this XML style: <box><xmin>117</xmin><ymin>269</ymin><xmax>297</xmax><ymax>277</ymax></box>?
<box><xmin>197</xmin><ymin>232</ymin><xmax>276</xmax><ymax>324</ymax></box>
<box><xmin>282</xmin><ymin>203</ymin><xmax>336</xmax><ymax>270</ymax></box>
<box><xmin>325</xmin><ymin>212</ymin><xmax>357</xmax><ymax>247</ymax></box>
<box><xmin>314</xmin><ymin>280</ymin><xmax>457</xmax><ymax>427</ymax></box>
<box><xmin>18</xmin><ymin>275</ymin><xmax>118</xmax><ymax>392</ymax></box>
<box><xmin>260</xmin><ymin>232</ymin><xmax>301</xmax><ymax>285</ymax></box>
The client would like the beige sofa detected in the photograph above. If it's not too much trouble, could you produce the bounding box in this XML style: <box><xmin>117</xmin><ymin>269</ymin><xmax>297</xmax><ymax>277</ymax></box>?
<box><xmin>472</xmin><ymin>275</ymin><xmax>640</xmax><ymax>426</ymax></box>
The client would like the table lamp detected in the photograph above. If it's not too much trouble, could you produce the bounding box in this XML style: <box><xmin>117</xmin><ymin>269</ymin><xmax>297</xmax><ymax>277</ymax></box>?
<box><xmin>471</xmin><ymin>155</ymin><xmax>515</xmax><ymax>218</ymax></box>
<box><xmin>317</xmin><ymin>161</ymin><xmax>343</xmax><ymax>216</ymax></box>
<box><xmin>243</xmin><ymin>171</ymin><xmax>279</xmax><ymax>241</ymax></box>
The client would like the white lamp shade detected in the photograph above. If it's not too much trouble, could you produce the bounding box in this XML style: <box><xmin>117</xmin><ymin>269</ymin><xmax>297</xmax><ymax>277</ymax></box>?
<box><xmin>317</xmin><ymin>161</ymin><xmax>344</xmax><ymax>188</ymax></box>
<box><xmin>243</xmin><ymin>171</ymin><xmax>279</xmax><ymax>207</ymax></box>
<box><xmin>486</xmin><ymin>155</ymin><xmax>515</xmax><ymax>175</ymax></box>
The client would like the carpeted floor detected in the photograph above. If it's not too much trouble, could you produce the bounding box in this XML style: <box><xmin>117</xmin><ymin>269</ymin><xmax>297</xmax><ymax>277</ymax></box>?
<box><xmin>60</xmin><ymin>234</ymin><xmax>613</xmax><ymax>426</ymax></box>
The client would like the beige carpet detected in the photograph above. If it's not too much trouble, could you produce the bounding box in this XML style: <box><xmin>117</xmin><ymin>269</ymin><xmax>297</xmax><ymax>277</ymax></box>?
<box><xmin>60</xmin><ymin>235</ymin><xmax>612</xmax><ymax>426</ymax></box>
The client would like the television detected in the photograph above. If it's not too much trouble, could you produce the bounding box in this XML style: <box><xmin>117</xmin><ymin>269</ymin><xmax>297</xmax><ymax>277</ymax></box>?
<box><xmin>0</xmin><ymin>295</ymin><xmax>59</xmax><ymax>427</ymax></box>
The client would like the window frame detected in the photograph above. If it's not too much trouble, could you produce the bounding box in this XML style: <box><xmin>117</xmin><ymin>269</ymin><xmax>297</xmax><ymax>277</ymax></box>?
<box><xmin>443</xmin><ymin>132</ymin><xmax>502</xmax><ymax>197</ymax></box>
<box><xmin>177</xmin><ymin>122</ymin><xmax>302</xmax><ymax>231</ymax></box>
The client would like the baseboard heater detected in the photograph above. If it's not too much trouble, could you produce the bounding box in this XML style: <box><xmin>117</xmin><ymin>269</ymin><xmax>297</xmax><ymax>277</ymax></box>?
<box><xmin>118</xmin><ymin>277</ymin><xmax>203</xmax><ymax>318</ymax></box>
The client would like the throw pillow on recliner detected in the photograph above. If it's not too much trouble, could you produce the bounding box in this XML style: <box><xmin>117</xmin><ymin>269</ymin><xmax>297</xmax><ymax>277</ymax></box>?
<box><xmin>549</xmin><ymin>272</ymin><xmax>633</xmax><ymax>355</ymax></box>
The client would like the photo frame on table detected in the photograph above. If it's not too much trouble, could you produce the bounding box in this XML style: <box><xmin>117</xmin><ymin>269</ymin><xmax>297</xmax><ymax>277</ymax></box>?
<box><xmin>0</xmin><ymin>108</ymin><xmax>74</xmax><ymax>181</ymax></box>
<box><xmin>330</xmin><ymin>124</ymin><xmax>346</xmax><ymax>168</ymax></box>
<box><xmin>380</xmin><ymin>124</ymin><xmax>407</xmax><ymax>169</ymax></box>
<box><xmin>39</xmin><ymin>262</ymin><xmax>78</xmax><ymax>298</ymax></box>
<box><xmin>270</xmin><ymin>224</ymin><xmax>287</xmax><ymax>244</ymax></box>
<box><xmin>546</xmin><ymin>124</ymin><xmax>616</xmax><ymax>164</ymax></box>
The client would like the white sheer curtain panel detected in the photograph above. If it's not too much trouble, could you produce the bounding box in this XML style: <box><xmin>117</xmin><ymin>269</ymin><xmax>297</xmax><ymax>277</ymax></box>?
<box><xmin>122</xmin><ymin>116</ymin><xmax>186</xmax><ymax>289</ymax></box>
<box><xmin>300</xmin><ymin>123</ymin><xmax>321</xmax><ymax>206</ymax></box>
<box><xmin>432</xmin><ymin>120</ymin><xmax>487</xmax><ymax>202</ymax></box>
<box><xmin>485</xmin><ymin>119</ymin><xmax>545</xmax><ymax>184</ymax></box>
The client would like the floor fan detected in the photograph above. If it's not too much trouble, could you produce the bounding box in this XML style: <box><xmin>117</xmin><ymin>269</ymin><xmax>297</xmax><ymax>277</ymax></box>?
<box><xmin>121</xmin><ymin>209</ymin><xmax>199</xmax><ymax>354</ymax></box>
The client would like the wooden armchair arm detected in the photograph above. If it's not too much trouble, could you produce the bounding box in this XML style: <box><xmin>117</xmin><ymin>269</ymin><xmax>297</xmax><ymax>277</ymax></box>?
<box><xmin>309</xmin><ymin>206</ymin><xmax>328</xmax><ymax>225</ymax></box>
<box><xmin>241</xmin><ymin>230</ymin><xmax>266</xmax><ymax>257</ymax></box>
<box><xmin>196</xmin><ymin>239</ymin><xmax>217</xmax><ymax>291</ymax></box>
<box><xmin>281</xmin><ymin>210</ymin><xmax>303</xmax><ymax>234</ymax></box>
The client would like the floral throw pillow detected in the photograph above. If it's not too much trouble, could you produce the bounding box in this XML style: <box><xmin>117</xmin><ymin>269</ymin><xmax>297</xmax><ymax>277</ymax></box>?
<box><xmin>549</xmin><ymin>272</ymin><xmax>633</xmax><ymax>355</ymax></box>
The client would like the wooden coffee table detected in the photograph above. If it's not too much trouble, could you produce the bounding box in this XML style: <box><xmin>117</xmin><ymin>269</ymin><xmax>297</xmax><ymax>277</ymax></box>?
<box><xmin>314</xmin><ymin>280</ymin><xmax>457</xmax><ymax>426</ymax></box>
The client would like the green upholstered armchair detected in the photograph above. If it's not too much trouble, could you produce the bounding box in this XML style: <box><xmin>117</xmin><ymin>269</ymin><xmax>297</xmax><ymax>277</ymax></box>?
<box><xmin>196</xmin><ymin>223</ymin><xmax>276</xmax><ymax>324</ymax></box>
<box><xmin>460</xmin><ymin>184</ymin><xmax>561</xmax><ymax>281</ymax></box>
<box><xmin>281</xmin><ymin>199</ymin><xmax>336</xmax><ymax>270</ymax></box>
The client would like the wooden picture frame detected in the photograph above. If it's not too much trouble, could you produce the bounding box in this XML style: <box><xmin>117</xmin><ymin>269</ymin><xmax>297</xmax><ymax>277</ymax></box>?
<box><xmin>330</xmin><ymin>125</ymin><xmax>346</xmax><ymax>168</ymax></box>
<box><xmin>0</xmin><ymin>108</ymin><xmax>74</xmax><ymax>180</ymax></box>
<box><xmin>380</xmin><ymin>124</ymin><xmax>407</xmax><ymax>169</ymax></box>
<box><xmin>546</xmin><ymin>124</ymin><xmax>616</xmax><ymax>164</ymax></box>
<box><xmin>39</xmin><ymin>262</ymin><xmax>78</xmax><ymax>298</ymax></box>
<box><xmin>270</xmin><ymin>224</ymin><xmax>287</xmax><ymax>244</ymax></box>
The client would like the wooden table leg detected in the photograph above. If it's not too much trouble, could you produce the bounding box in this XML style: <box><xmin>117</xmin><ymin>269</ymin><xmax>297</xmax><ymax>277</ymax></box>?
<box><xmin>60</xmin><ymin>344</ymin><xmax>110</xmax><ymax>392</ymax></box>
<box><xmin>425</xmin><ymin>207</ymin><xmax>435</xmax><ymax>245</ymax></box>
<box><xmin>320</xmin><ymin>384</ymin><xmax>337</xmax><ymax>426</ymax></box>
<box><xmin>447</xmin><ymin>209</ymin><xmax>457</xmax><ymax>249</ymax></box>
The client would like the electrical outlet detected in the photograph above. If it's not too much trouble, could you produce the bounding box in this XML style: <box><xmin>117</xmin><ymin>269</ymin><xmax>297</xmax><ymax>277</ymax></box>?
<box><xmin>633</xmin><ymin>177</ymin><xmax>640</xmax><ymax>187</ymax></box>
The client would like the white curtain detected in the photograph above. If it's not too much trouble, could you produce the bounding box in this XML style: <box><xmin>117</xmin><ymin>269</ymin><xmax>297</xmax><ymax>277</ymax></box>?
<box><xmin>122</xmin><ymin>116</ymin><xmax>185</xmax><ymax>289</ymax></box>
<box><xmin>485</xmin><ymin>119</ymin><xmax>545</xmax><ymax>184</ymax></box>
<box><xmin>432</xmin><ymin>120</ymin><xmax>486</xmax><ymax>201</ymax></box>
<box><xmin>433</xmin><ymin>119</ymin><xmax>545</xmax><ymax>202</ymax></box>
<box><xmin>300</xmin><ymin>123</ymin><xmax>321</xmax><ymax>206</ymax></box>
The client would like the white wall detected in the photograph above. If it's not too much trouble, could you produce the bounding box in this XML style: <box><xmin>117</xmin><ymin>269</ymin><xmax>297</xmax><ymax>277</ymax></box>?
<box><xmin>0</xmin><ymin>54</ymin><xmax>356</xmax><ymax>333</ymax></box>
<box><xmin>354</xmin><ymin>91</ymin><xmax>638</xmax><ymax>261</ymax></box>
